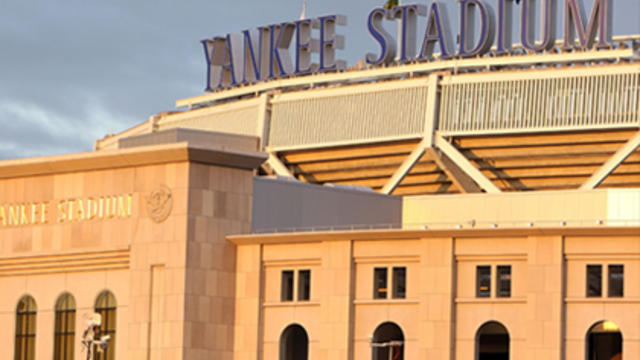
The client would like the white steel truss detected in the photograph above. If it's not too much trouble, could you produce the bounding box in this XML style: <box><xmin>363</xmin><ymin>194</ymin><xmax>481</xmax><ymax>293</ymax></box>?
<box><xmin>581</xmin><ymin>130</ymin><xmax>640</xmax><ymax>189</ymax></box>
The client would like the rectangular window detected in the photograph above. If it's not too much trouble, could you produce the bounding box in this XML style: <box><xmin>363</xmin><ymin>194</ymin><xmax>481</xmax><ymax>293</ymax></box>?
<box><xmin>281</xmin><ymin>270</ymin><xmax>294</xmax><ymax>302</ymax></box>
<box><xmin>374</xmin><ymin>267</ymin><xmax>388</xmax><ymax>299</ymax></box>
<box><xmin>476</xmin><ymin>266</ymin><xmax>491</xmax><ymax>298</ymax></box>
<box><xmin>392</xmin><ymin>267</ymin><xmax>406</xmax><ymax>299</ymax></box>
<box><xmin>608</xmin><ymin>265</ymin><xmax>623</xmax><ymax>297</ymax></box>
<box><xmin>586</xmin><ymin>265</ymin><xmax>602</xmax><ymax>297</ymax></box>
<box><xmin>298</xmin><ymin>270</ymin><xmax>311</xmax><ymax>301</ymax></box>
<box><xmin>496</xmin><ymin>265</ymin><xmax>511</xmax><ymax>298</ymax></box>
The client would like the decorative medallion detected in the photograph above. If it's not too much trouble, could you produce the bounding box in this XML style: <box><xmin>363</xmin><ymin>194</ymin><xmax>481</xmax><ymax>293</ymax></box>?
<box><xmin>145</xmin><ymin>185</ymin><xmax>173</xmax><ymax>223</ymax></box>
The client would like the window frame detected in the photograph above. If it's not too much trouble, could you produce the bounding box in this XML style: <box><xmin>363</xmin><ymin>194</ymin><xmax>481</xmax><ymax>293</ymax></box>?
<box><xmin>53</xmin><ymin>293</ymin><xmax>76</xmax><ymax>360</ymax></box>
<box><xmin>14</xmin><ymin>295</ymin><xmax>37</xmax><ymax>360</ymax></box>
<box><xmin>94</xmin><ymin>291</ymin><xmax>117</xmax><ymax>360</ymax></box>
<box><xmin>373</xmin><ymin>267</ymin><xmax>388</xmax><ymax>299</ymax></box>
<box><xmin>607</xmin><ymin>264</ymin><xmax>624</xmax><ymax>298</ymax></box>
<box><xmin>496</xmin><ymin>265</ymin><xmax>511</xmax><ymax>298</ymax></box>
<box><xmin>297</xmin><ymin>270</ymin><xmax>311</xmax><ymax>301</ymax></box>
<box><xmin>392</xmin><ymin>267</ymin><xmax>406</xmax><ymax>299</ymax></box>
<box><xmin>476</xmin><ymin>265</ymin><xmax>491</xmax><ymax>298</ymax></box>
<box><xmin>586</xmin><ymin>264</ymin><xmax>603</xmax><ymax>297</ymax></box>
<box><xmin>281</xmin><ymin>270</ymin><xmax>295</xmax><ymax>302</ymax></box>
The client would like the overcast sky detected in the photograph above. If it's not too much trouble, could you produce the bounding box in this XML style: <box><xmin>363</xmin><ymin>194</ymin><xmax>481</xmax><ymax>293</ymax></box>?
<box><xmin>1</xmin><ymin>0</ymin><xmax>638</xmax><ymax>160</ymax></box>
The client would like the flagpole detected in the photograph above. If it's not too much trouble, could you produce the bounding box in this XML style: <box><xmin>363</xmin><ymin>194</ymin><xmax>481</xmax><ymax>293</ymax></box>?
<box><xmin>299</xmin><ymin>1</ymin><xmax>307</xmax><ymax>20</ymax></box>
<box><xmin>396</xmin><ymin>0</ymin><xmax>401</xmax><ymax>62</ymax></box>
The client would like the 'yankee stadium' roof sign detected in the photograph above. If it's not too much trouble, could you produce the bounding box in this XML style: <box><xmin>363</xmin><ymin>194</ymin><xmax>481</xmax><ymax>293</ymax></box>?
<box><xmin>202</xmin><ymin>0</ymin><xmax>612</xmax><ymax>91</ymax></box>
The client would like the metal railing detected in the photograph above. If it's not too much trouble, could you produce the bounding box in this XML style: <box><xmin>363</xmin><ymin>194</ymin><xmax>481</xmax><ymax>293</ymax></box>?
<box><xmin>268</xmin><ymin>80</ymin><xmax>428</xmax><ymax>148</ymax></box>
<box><xmin>439</xmin><ymin>70</ymin><xmax>640</xmax><ymax>135</ymax></box>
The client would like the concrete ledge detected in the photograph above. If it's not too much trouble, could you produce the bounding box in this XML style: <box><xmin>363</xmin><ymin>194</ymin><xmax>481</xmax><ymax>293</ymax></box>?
<box><xmin>119</xmin><ymin>128</ymin><xmax>259</xmax><ymax>151</ymax></box>
<box><xmin>0</xmin><ymin>142</ymin><xmax>268</xmax><ymax>179</ymax></box>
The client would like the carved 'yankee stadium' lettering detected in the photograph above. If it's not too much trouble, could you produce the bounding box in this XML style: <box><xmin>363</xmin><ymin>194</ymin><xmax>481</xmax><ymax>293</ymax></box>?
<box><xmin>0</xmin><ymin>194</ymin><xmax>133</xmax><ymax>228</ymax></box>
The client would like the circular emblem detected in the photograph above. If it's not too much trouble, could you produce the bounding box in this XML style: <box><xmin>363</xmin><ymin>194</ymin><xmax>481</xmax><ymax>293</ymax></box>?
<box><xmin>145</xmin><ymin>185</ymin><xmax>173</xmax><ymax>223</ymax></box>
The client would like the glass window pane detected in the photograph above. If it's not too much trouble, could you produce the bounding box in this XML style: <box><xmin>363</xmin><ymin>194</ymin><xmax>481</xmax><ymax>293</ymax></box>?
<box><xmin>16</xmin><ymin>313</ymin><xmax>25</xmax><ymax>335</ymax></box>
<box><xmin>392</xmin><ymin>267</ymin><xmax>406</xmax><ymax>299</ymax></box>
<box><xmin>54</xmin><ymin>335</ymin><xmax>61</xmax><ymax>359</ymax></box>
<box><xmin>95</xmin><ymin>292</ymin><xmax>117</xmax><ymax>360</ymax></box>
<box><xmin>608</xmin><ymin>265</ymin><xmax>623</xmax><ymax>297</ymax></box>
<box><xmin>281</xmin><ymin>270</ymin><xmax>294</xmax><ymax>301</ymax></box>
<box><xmin>497</xmin><ymin>265</ymin><xmax>511</xmax><ymax>298</ymax></box>
<box><xmin>15</xmin><ymin>296</ymin><xmax>37</xmax><ymax>360</ymax></box>
<box><xmin>586</xmin><ymin>265</ymin><xmax>602</xmax><ymax>297</ymax></box>
<box><xmin>65</xmin><ymin>334</ymin><xmax>75</xmax><ymax>360</ymax></box>
<box><xmin>26</xmin><ymin>314</ymin><xmax>36</xmax><ymax>334</ymax></box>
<box><xmin>14</xmin><ymin>338</ymin><xmax>23</xmax><ymax>360</ymax></box>
<box><xmin>54</xmin><ymin>294</ymin><xmax>75</xmax><ymax>360</ymax></box>
<box><xmin>107</xmin><ymin>311</ymin><xmax>117</xmax><ymax>330</ymax></box>
<box><xmin>476</xmin><ymin>266</ymin><xmax>491</xmax><ymax>298</ymax></box>
<box><xmin>26</xmin><ymin>339</ymin><xmax>35</xmax><ymax>360</ymax></box>
<box><xmin>107</xmin><ymin>334</ymin><xmax>116</xmax><ymax>360</ymax></box>
<box><xmin>374</xmin><ymin>268</ymin><xmax>388</xmax><ymax>299</ymax></box>
<box><xmin>297</xmin><ymin>270</ymin><xmax>311</xmax><ymax>301</ymax></box>
<box><xmin>96</xmin><ymin>294</ymin><xmax>106</xmax><ymax>308</ymax></box>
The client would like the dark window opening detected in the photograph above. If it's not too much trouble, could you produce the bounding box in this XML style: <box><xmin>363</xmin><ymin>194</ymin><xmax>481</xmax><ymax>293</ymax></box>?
<box><xmin>298</xmin><ymin>270</ymin><xmax>311</xmax><ymax>301</ymax></box>
<box><xmin>372</xmin><ymin>322</ymin><xmax>404</xmax><ymax>360</ymax></box>
<box><xmin>279</xmin><ymin>324</ymin><xmax>309</xmax><ymax>360</ymax></box>
<box><xmin>54</xmin><ymin>293</ymin><xmax>76</xmax><ymax>360</ymax></box>
<box><xmin>374</xmin><ymin>268</ymin><xmax>388</xmax><ymax>299</ymax></box>
<box><xmin>94</xmin><ymin>291</ymin><xmax>117</xmax><ymax>360</ymax></box>
<box><xmin>608</xmin><ymin>265</ymin><xmax>623</xmax><ymax>298</ymax></box>
<box><xmin>476</xmin><ymin>266</ymin><xmax>491</xmax><ymax>298</ymax></box>
<box><xmin>587</xmin><ymin>265</ymin><xmax>602</xmax><ymax>297</ymax></box>
<box><xmin>14</xmin><ymin>295</ymin><xmax>37</xmax><ymax>360</ymax></box>
<box><xmin>373</xmin><ymin>268</ymin><xmax>387</xmax><ymax>299</ymax></box>
<box><xmin>587</xmin><ymin>321</ymin><xmax>622</xmax><ymax>360</ymax></box>
<box><xmin>281</xmin><ymin>270</ymin><xmax>294</xmax><ymax>302</ymax></box>
<box><xmin>497</xmin><ymin>266</ymin><xmax>511</xmax><ymax>298</ymax></box>
<box><xmin>392</xmin><ymin>267</ymin><xmax>406</xmax><ymax>299</ymax></box>
<box><xmin>476</xmin><ymin>321</ymin><xmax>509</xmax><ymax>360</ymax></box>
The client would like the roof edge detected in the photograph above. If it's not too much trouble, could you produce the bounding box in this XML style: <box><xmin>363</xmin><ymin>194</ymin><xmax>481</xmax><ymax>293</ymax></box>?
<box><xmin>0</xmin><ymin>142</ymin><xmax>267</xmax><ymax>179</ymax></box>
<box><xmin>227</xmin><ymin>226</ymin><xmax>640</xmax><ymax>245</ymax></box>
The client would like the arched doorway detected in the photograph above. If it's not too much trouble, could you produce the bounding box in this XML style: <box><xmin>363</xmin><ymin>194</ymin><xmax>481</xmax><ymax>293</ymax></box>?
<box><xmin>476</xmin><ymin>321</ymin><xmax>509</xmax><ymax>360</ymax></box>
<box><xmin>371</xmin><ymin>322</ymin><xmax>404</xmax><ymax>360</ymax></box>
<box><xmin>586</xmin><ymin>321</ymin><xmax>622</xmax><ymax>360</ymax></box>
<box><xmin>279</xmin><ymin>324</ymin><xmax>308</xmax><ymax>360</ymax></box>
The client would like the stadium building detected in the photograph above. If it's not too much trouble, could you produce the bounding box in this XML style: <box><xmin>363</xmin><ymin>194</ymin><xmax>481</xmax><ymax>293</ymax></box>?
<box><xmin>1</xmin><ymin>3</ymin><xmax>639</xmax><ymax>360</ymax></box>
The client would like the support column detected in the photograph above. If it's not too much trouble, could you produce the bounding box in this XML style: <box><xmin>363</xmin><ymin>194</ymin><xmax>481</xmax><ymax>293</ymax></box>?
<box><xmin>524</xmin><ymin>236</ymin><xmax>564</xmax><ymax>360</ymax></box>
<box><xmin>318</xmin><ymin>240</ymin><xmax>354</xmax><ymax>359</ymax></box>
<box><xmin>233</xmin><ymin>244</ymin><xmax>264</xmax><ymax>360</ymax></box>
<box><xmin>418</xmin><ymin>237</ymin><xmax>455</xmax><ymax>360</ymax></box>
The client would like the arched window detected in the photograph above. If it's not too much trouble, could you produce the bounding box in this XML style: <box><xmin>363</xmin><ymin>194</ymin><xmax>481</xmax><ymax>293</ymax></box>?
<box><xmin>476</xmin><ymin>321</ymin><xmax>509</xmax><ymax>360</ymax></box>
<box><xmin>14</xmin><ymin>295</ymin><xmax>37</xmax><ymax>360</ymax></box>
<box><xmin>94</xmin><ymin>291</ymin><xmax>117</xmax><ymax>360</ymax></box>
<box><xmin>279</xmin><ymin>324</ymin><xmax>309</xmax><ymax>360</ymax></box>
<box><xmin>586</xmin><ymin>320</ymin><xmax>622</xmax><ymax>360</ymax></box>
<box><xmin>371</xmin><ymin>322</ymin><xmax>404</xmax><ymax>360</ymax></box>
<box><xmin>54</xmin><ymin>293</ymin><xmax>76</xmax><ymax>360</ymax></box>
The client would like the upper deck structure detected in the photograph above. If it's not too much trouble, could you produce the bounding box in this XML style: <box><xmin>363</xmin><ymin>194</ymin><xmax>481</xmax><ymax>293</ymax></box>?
<box><xmin>96</xmin><ymin>36</ymin><xmax>640</xmax><ymax>196</ymax></box>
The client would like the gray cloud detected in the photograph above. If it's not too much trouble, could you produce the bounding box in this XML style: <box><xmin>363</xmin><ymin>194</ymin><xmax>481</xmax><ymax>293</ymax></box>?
<box><xmin>0</xmin><ymin>0</ymin><xmax>638</xmax><ymax>160</ymax></box>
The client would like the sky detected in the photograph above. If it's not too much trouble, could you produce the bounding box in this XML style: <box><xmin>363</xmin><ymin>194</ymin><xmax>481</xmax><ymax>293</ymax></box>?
<box><xmin>0</xmin><ymin>0</ymin><xmax>638</xmax><ymax>160</ymax></box>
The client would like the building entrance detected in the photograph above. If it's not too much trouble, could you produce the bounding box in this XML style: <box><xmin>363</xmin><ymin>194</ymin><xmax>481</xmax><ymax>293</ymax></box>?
<box><xmin>476</xmin><ymin>321</ymin><xmax>509</xmax><ymax>360</ymax></box>
<box><xmin>371</xmin><ymin>322</ymin><xmax>404</xmax><ymax>360</ymax></box>
<box><xmin>279</xmin><ymin>324</ymin><xmax>308</xmax><ymax>360</ymax></box>
<box><xmin>587</xmin><ymin>321</ymin><xmax>622</xmax><ymax>360</ymax></box>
